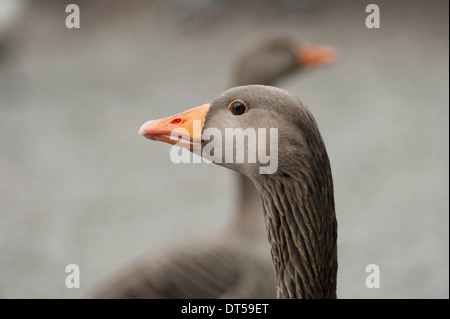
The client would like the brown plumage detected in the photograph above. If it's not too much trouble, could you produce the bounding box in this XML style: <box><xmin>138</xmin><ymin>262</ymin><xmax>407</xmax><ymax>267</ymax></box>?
<box><xmin>139</xmin><ymin>85</ymin><xmax>338</xmax><ymax>298</ymax></box>
<box><xmin>93</xmin><ymin>36</ymin><xmax>334</xmax><ymax>299</ymax></box>
<box><xmin>92</xmin><ymin>236</ymin><xmax>276</xmax><ymax>298</ymax></box>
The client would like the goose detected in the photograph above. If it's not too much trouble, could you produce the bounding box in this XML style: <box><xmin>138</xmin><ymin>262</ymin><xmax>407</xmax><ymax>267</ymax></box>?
<box><xmin>92</xmin><ymin>37</ymin><xmax>334</xmax><ymax>298</ymax></box>
<box><xmin>138</xmin><ymin>85</ymin><xmax>337</xmax><ymax>299</ymax></box>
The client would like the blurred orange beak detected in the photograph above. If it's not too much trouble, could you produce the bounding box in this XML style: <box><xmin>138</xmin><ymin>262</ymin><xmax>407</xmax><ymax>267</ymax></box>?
<box><xmin>296</xmin><ymin>43</ymin><xmax>336</xmax><ymax>66</ymax></box>
<box><xmin>139</xmin><ymin>103</ymin><xmax>210</xmax><ymax>150</ymax></box>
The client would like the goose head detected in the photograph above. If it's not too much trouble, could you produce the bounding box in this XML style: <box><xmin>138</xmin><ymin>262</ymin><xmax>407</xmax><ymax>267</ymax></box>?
<box><xmin>139</xmin><ymin>85</ymin><xmax>329</xmax><ymax>183</ymax></box>
<box><xmin>232</xmin><ymin>36</ymin><xmax>335</xmax><ymax>86</ymax></box>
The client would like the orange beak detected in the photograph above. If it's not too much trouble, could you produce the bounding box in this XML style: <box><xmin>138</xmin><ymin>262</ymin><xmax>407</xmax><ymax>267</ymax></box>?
<box><xmin>138</xmin><ymin>103</ymin><xmax>210</xmax><ymax>151</ymax></box>
<box><xmin>296</xmin><ymin>43</ymin><xmax>336</xmax><ymax>66</ymax></box>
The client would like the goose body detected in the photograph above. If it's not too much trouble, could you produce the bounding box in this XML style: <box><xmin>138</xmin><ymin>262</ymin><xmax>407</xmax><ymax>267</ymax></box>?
<box><xmin>93</xmin><ymin>234</ymin><xmax>275</xmax><ymax>298</ymax></box>
<box><xmin>139</xmin><ymin>85</ymin><xmax>337</xmax><ymax>298</ymax></box>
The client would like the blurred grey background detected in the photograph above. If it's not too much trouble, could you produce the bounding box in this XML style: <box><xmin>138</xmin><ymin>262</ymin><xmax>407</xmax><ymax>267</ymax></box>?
<box><xmin>0</xmin><ymin>0</ymin><xmax>448</xmax><ymax>298</ymax></box>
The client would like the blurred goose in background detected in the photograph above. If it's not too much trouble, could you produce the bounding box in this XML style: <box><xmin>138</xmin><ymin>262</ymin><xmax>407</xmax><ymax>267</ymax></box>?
<box><xmin>138</xmin><ymin>85</ymin><xmax>338</xmax><ymax>298</ymax></box>
<box><xmin>93</xmin><ymin>35</ymin><xmax>334</xmax><ymax>298</ymax></box>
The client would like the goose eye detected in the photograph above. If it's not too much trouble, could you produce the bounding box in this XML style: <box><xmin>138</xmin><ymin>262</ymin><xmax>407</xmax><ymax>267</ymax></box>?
<box><xmin>228</xmin><ymin>100</ymin><xmax>247</xmax><ymax>116</ymax></box>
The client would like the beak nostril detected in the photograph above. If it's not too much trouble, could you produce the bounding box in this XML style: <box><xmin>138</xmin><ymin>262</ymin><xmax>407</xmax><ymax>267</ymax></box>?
<box><xmin>169</xmin><ymin>118</ymin><xmax>183</xmax><ymax>125</ymax></box>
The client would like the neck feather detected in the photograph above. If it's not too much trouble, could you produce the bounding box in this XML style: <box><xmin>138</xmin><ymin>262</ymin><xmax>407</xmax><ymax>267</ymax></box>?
<box><xmin>256</xmin><ymin>161</ymin><xmax>337</xmax><ymax>299</ymax></box>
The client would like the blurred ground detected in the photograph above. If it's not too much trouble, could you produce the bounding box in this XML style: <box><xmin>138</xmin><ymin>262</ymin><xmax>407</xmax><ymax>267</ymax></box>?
<box><xmin>0</xmin><ymin>0</ymin><xmax>448</xmax><ymax>298</ymax></box>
